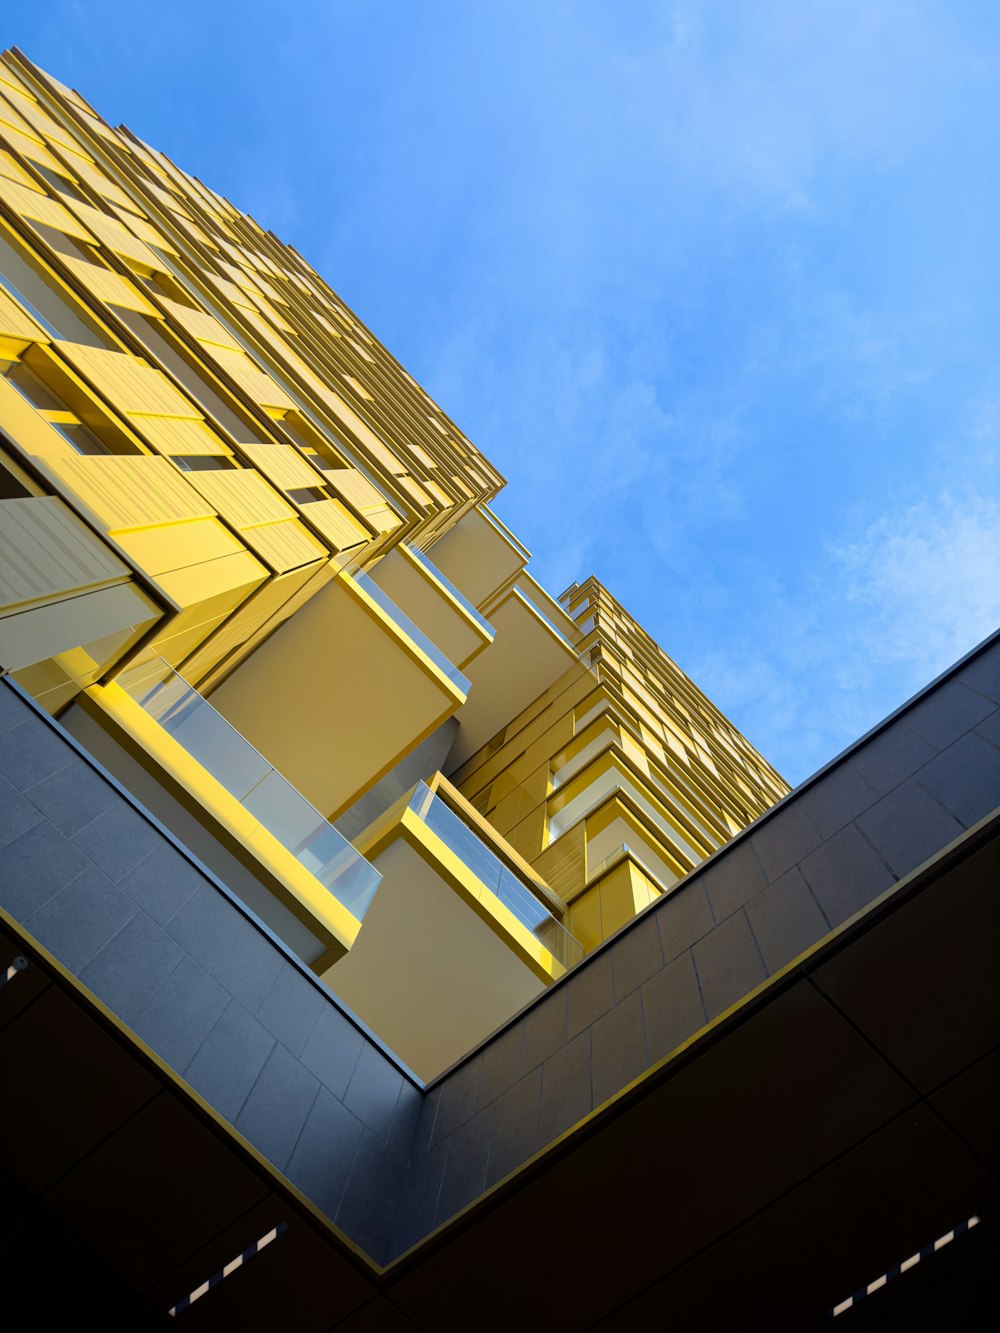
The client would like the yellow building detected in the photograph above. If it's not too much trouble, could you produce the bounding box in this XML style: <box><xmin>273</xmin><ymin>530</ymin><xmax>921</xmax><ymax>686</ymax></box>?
<box><xmin>2</xmin><ymin>51</ymin><xmax>997</xmax><ymax>1328</ymax></box>
<box><xmin>0</xmin><ymin>47</ymin><xmax>787</xmax><ymax>1079</ymax></box>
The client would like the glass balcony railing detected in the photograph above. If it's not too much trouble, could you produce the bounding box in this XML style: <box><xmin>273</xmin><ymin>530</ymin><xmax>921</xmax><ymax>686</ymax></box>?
<box><xmin>406</xmin><ymin>544</ymin><xmax>494</xmax><ymax>635</ymax></box>
<box><xmin>513</xmin><ymin>588</ymin><xmax>576</xmax><ymax>652</ymax></box>
<box><xmin>117</xmin><ymin>658</ymin><xmax>381</xmax><ymax>920</ymax></box>
<box><xmin>408</xmin><ymin>781</ymin><xmax>584</xmax><ymax>969</ymax></box>
<box><xmin>351</xmin><ymin>570</ymin><xmax>471</xmax><ymax>693</ymax></box>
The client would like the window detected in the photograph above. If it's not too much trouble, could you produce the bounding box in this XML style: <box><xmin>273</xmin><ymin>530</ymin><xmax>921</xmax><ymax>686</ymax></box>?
<box><xmin>1</xmin><ymin>357</ymin><xmax>109</xmax><ymax>455</ymax></box>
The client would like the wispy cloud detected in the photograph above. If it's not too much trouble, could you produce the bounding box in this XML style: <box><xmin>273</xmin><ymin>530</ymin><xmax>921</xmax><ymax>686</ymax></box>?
<box><xmin>686</xmin><ymin>488</ymin><xmax>1000</xmax><ymax>785</ymax></box>
<box><xmin>834</xmin><ymin>491</ymin><xmax>1000</xmax><ymax>680</ymax></box>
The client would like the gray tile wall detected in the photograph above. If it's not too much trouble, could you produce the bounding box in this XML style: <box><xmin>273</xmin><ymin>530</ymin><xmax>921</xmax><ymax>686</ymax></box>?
<box><xmin>0</xmin><ymin>680</ymin><xmax>417</xmax><ymax>1265</ymax></box>
<box><xmin>2</xmin><ymin>632</ymin><xmax>998</xmax><ymax>1268</ymax></box>
<box><xmin>392</xmin><ymin>636</ymin><xmax>1000</xmax><ymax>1259</ymax></box>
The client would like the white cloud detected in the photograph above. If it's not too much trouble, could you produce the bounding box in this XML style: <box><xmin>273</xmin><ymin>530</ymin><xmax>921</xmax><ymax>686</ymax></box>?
<box><xmin>834</xmin><ymin>491</ymin><xmax>1000</xmax><ymax>681</ymax></box>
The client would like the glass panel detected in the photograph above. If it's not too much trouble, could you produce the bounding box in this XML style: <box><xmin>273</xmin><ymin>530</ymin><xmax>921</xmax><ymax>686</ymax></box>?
<box><xmin>352</xmin><ymin>570</ymin><xmax>470</xmax><ymax>693</ymax></box>
<box><xmin>408</xmin><ymin>782</ymin><xmax>583</xmax><ymax>969</ymax></box>
<box><xmin>117</xmin><ymin>657</ymin><xmax>380</xmax><ymax>922</ymax></box>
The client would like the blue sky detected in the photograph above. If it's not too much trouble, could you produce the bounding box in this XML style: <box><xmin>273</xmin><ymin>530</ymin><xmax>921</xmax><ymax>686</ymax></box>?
<box><xmin>10</xmin><ymin>2</ymin><xmax>1000</xmax><ymax>784</ymax></box>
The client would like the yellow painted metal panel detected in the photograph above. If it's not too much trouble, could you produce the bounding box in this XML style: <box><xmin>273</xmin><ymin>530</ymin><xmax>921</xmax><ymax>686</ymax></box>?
<box><xmin>395</xmin><ymin>472</ymin><xmax>433</xmax><ymax>508</ymax></box>
<box><xmin>207</xmin><ymin>344</ymin><xmax>297</xmax><ymax>413</ymax></box>
<box><xmin>158</xmin><ymin>296</ymin><xmax>242</xmax><ymax>350</ymax></box>
<box><xmin>177</xmin><ymin>562</ymin><xmax>321</xmax><ymax>683</ymax></box>
<box><xmin>0</xmin><ymin>93</ymin><xmax>41</xmax><ymax>143</ymax></box>
<box><xmin>180</xmin><ymin>466</ymin><xmax>296</xmax><ymax>525</ymax></box>
<box><xmin>132</xmin><ymin>415</ymin><xmax>229</xmax><ymax>456</ymax></box>
<box><xmin>0</xmin><ymin>285</ymin><xmax>48</xmax><ymax>341</ymax></box>
<box><xmin>0</xmin><ymin>126</ymin><xmax>64</xmax><ymax>172</ymax></box>
<box><xmin>115</xmin><ymin>516</ymin><xmax>248</xmax><ymax>575</ymax></box>
<box><xmin>298</xmin><ymin>498</ymin><xmax>368</xmax><ymax>551</ymax></box>
<box><xmin>425</xmin><ymin>479</ymin><xmax>454</xmax><ymax>508</ymax></box>
<box><xmin>112</xmin><ymin>207</ymin><xmax>179</xmax><ymax>253</ymax></box>
<box><xmin>55</xmin><ymin>340</ymin><xmax>201</xmax><ymax>417</ymax></box>
<box><xmin>64</xmin><ymin>200</ymin><xmax>163</xmax><ymax>269</ymax></box>
<box><xmin>240</xmin><ymin>520</ymin><xmax>326</xmax><ymax>572</ymax></box>
<box><xmin>0</xmin><ymin>176</ymin><xmax>94</xmax><ymax>240</ymax></box>
<box><xmin>10</xmin><ymin>94</ymin><xmax>79</xmax><ymax>152</ymax></box>
<box><xmin>69</xmin><ymin>156</ymin><xmax>135</xmax><ymax>210</ymax></box>
<box><xmin>155</xmin><ymin>549</ymin><xmax>267</xmax><ymax>609</ymax></box>
<box><xmin>0</xmin><ymin>376</ymin><xmax>82</xmax><ymax>456</ymax></box>
<box><xmin>240</xmin><ymin>441</ymin><xmax>321</xmax><ymax>490</ymax></box>
<box><xmin>0</xmin><ymin>581</ymin><xmax>159</xmax><ymax>674</ymax></box>
<box><xmin>57</xmin><ymin>254</ymin><xmax>159</xmax><ymax>315</ymax></box>
<box><xmin>0</xmin><ymin>149</ymin><xmax>38</xmax><ymax>188</ymax></box>
<box><xmin>43</xmin><ymin>454</ymin><xmax>215</xmax><ymax>529</ymax></box>
<box><xmin>89</xmin><ymin>681</ymin><xmax>361</xmax><ymax>952</ymax></box>
<box><xmin>361</xmin><ymin>435</ymin><xmax>406</xmax><ymax>475</ymax></box>
<box><xmin>0</xmin><ymin>494</ymin><xmax>128</xmax><ymax>612</ymax></box>
<box><xmin>363</xmin><ymin>504</ymin><xmax>404</xmax><ymax>534</ymax></box>
<box><xmin>180</xmin><ymin>469</ymin><xmax>330</xmax><ymax>568</ymax></box>
<box><xmin>329</xmin><ymin>466</ymin><xmax>389</xmax><ymax>510</ymax></box>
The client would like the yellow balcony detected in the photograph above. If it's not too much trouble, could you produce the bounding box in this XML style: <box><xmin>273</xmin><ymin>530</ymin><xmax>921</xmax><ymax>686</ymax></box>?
<box><xmin>369</xmin><ymin>542</ymin><xmax>493</xmax><ymax>671</ymax></box>
<box><xmin>88</xmin><ymin>657</ymin><xmax>381</xmax><ymax>961</ymax></box>
<box><xmin>208</xmin><ymin>566</ymin><xmax>470</xmax><ymax>822</ymax></box>
<box><xmin>324</xmin><ymin>777</ymin><xmax>582</xmax><ymax>1079</ymax></box>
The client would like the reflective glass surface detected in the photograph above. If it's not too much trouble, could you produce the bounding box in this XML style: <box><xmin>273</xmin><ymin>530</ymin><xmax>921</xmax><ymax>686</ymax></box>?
<box><xmin>409</xmin><ymin>782</ymin><xmax>583</xmax><ymax>968</ymax></box>
<box><xmin>118</xmin><ymin>658</ymin><xmax>380</xmax><ymax>919</ymax></box>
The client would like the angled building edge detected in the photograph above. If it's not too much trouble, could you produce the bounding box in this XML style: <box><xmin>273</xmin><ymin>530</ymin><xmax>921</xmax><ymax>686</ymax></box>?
<box><xmin>0</xmin><ymin>49</ymin><xmax>997</xmax><ymax>1331</ymax></box>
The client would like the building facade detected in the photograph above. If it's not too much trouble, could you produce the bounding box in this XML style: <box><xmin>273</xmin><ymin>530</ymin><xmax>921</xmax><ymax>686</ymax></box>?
<box><xmin>1</xmin><ymin>49</ymin><xmax>997</xmax><ymax>1329</ymax></box>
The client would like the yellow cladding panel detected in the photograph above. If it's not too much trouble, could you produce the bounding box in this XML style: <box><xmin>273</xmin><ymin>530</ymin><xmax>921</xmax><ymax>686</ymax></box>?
<box><xmin>210</xmin><ymin>576</ymin><xmax>463</xmax><ymax>822</ymax></box>
<box><xmin>181</xmin><ymin>466</ymin><xmax>297</xmax><ymax>525</ymax></box>
<box><xmin>424</xmin><ymin>480</ymin><xmax>454</xmax><ymax>509</ymax></box>
<box><xmin>57</xmin><ymin>255</ymin><xmax>159</xmax><ymax>315</ymax></box>
<box><xmin>298</xmin><ymin>499</ymin><xmax>369</xmax><ymax>552</ymax></box>
<box><xmin>0</xmin><ymin>376</ymin><xmax>86</xmax><ymax>456</ymax></box>
<box><xmin>43</xmin><ymin>454</ymin><xmax>213</xmax><ymax>529</ymax></box>
<box><xmin>0</xmin><ymin>92</ymin><xmax>40</xmax><ymax>141</ymax></box>
<box><xmin>0</xmin><ymin>285</ymin><xmax>48</xmax><ymax>342</ymax></box>
<box><xmin>240</xmin><ymin>442</ymin><xmax>321</xmax><ymax>490</ymax></box>
<box><xmin>70</xmin><ymin>156</ymin><xmax>136</xmax><ymax>211</ymax></box>
<box><xmin>158</xmin><ymin>297</ymin><xmax>243</xmax><ymax>350</ymax></box>
<box><xmin>395</xmin><ymin>472</ymin><xmax>434</xmax><ymax>508</ymax></box>
<box><xmin>364</xmin><ymin>504</ymin><xmax>404</xmax><ymax>534</ymax></box>
<box><xmin>0</xmin><ymin>149</ymin><xmax>38</xmax><ymax>188</ymax></box>
<box><xmin>114</xmin><ymin>208</ymin><xmax>179</xmax><ymax>254</ymax></box>
<box><xmin>55</xmin><ymin>340</ymin><xmax>201</xmax><ymax>418</ymax></box>
<box><xmin>362</xmin><ymin>436</ymin><xmax>406</xmax><ymax>475</ymax></box>
<box><xmin>567</xmin><ymin>888</ymin><xmax>602</xmax><ymax>953</ymax></box>
<box><xmin>64</xmin><ymin>200</ymin><xmax>165</xmax><ymax>270</ymax></box>
<box><xmin>206</xmin><ymin>344</ymin><xmax>297</xmax><ymax>413</ymax></box>
<box><xmin>330</xmin><ymin>467</ymin><xmax>390</xmax><ymax>511</ymax></box>
<box><xmin>0</xmin><ymin>126</ymin><xmax>65</xmax><ymax>173</ymax></box>
<box><xmin>182</xmin><ymin>468</ymin><xmax>327</xmax><ymax>571</ymax></box>
<box><xmin>238</xmin><ymin>520</ymin><xmax>326</xmax><ymax>573</ymax></box>
<box><xmin>10</xmin><ymin>92</ymin><xmax>79</xmax><ymax>152</ymax></box>
<box><xmin>0</xmin><ymin>176</ymin><xmax>94</xmax><ymax>240</ymax></box>
<box><xmin>0</xmin><ymin>494</ymin><xmax>128</xmax><ymax>613</ymax></box>
<box><xmin>155</xmin><ymin>550</ymin><xmax>267</xmax><ymax>612</ymax></box>
<box><xmin>1</xmin><ymin>581</ymin><xmax>159</xmax><ymax>675</ymax></box>
<box><xmin>134</xmin><ymin>416</ymin><xmax>230</xmax><ymax>456</ymax></box>
<box><xmin>115</xmin><ymin>516</ymin><xmax>248</xmax><ymax>576</ymax></box>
